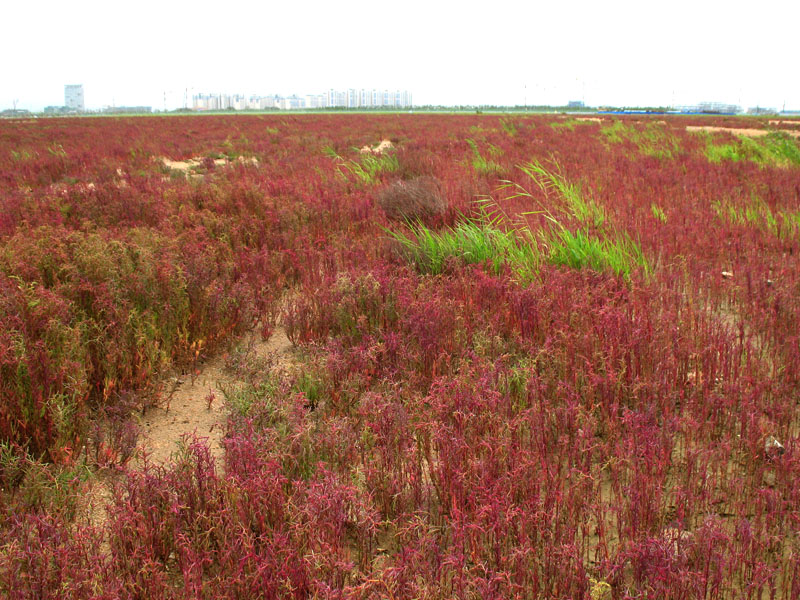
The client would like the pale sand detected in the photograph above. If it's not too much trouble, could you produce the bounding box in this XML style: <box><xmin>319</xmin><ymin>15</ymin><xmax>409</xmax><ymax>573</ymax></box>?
<box><xmin>360</xmin><ymin>139</ymin><xmax>394</xmax><ymax>154</ymax></box>
<box><xmin>686</xmin><ymin>125</ymin><xmax>800</xmax><ymax>138</ymax></box>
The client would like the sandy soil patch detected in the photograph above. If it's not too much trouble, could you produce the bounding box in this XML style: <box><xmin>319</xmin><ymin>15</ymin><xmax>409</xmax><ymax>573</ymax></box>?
<box><xmin>81</xmin><ymin>326</ymin><xmax>296</xmax><ymax>535</ymax></box>
<box><xmin>575</xmin><ymin>117</ymin><xmax>603</xmax><ymax>123</ymax></box>
<box><xmin>360</xmin><ymin>139</ymin><xmax>394</xmax><ymax>154</ymax></box>
<box><xmin>137</xmin><ymin>325</ymin><xmax>294</xmax><ymax>466</ymax></box>
<box><xmin>160</xmin><ymin>157</ymin><xmax>225</xmax><ymax>172</ymax></box>
<box><xmin>159</xmin><ymin>155</ymin><xmax>259</xmax><ymax>174</ymax></box>
<box><xmin>48</xmin><ymin>181</ymin><xmax>96</xmax><ymax>196</ymax></box>
<box><xmin>686</xmin><ymin>125</ymin><xmax>800</xmax><ymax>138</ymax></box>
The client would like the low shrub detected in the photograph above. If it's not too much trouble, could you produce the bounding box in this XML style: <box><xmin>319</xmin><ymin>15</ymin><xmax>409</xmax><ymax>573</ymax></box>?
<box><xmin>377</xmin><ymin>176</ymin><xmax>448</xmax><ymax>224</ymax></box>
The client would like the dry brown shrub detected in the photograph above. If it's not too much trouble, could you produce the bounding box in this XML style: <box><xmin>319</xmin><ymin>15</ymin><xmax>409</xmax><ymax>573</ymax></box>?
<box><xmin>378</xmin><ymin>176</ymin><xmax>448</xmax><ymax>223</ymax></box>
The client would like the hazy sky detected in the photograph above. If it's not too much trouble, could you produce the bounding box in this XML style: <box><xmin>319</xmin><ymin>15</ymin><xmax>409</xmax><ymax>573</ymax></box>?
<box><xmin>3</xmin><ymin>0</ymin><xmax>798</xmax><ymax>111</ymax></box>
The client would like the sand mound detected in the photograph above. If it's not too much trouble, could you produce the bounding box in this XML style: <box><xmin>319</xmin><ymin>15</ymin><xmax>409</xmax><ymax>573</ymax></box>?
<box><xmin>686</xmin><ymin>126</ymin><xmax>800</xmax><ymax>138</ymax></box>
<box><xmin>360</xmin><ymin>139</ymin><xmax>394</xmax><ymax>154</ymax></box>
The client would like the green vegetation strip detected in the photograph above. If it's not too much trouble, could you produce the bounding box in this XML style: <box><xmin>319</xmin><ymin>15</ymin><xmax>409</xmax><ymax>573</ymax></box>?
<box><xmin>702</xmin><ymin>131</ymin><xmax>800</xmax><ymax>167</ymax></box>
<box><xmin>388</xmin><ymin>217</ymin><xmax>541</xmax><ymax>281</ymax></box>
<box><xmin>712</xmin><ymin>194</ymin><xmax>800</xmax><ymax>239</ymax></box>
<box><xmin>601</xmin><ymin>120</ymin><xmax>680</xmax><ymax>160</ymax></box>
<box><xmin>466</xmin><ymin>138</ymin><xmax>503</xmax><ymax>176</ymax></box>
<box><xmin>324</xmin><ymin>145</ymin><xmax>398</xmax><ymax>184</ymax></box>
<box><xmin>390</xmin><ymin>161</ymin><xmax>649</xmax><ymax>281</ymax></box>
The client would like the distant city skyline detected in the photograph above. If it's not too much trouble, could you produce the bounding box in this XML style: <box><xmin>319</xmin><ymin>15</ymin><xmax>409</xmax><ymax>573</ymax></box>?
<box><xmin>12</xmin><ymin>84</ymin><xmax>790</xmax><ymax>115</ymax></box>
<box><xmin>2</xmin><ymin>0</ymin><xmax>798</xmax><ymax>113</ymax></box>
<box><xmin>7</xmin><ymin>83</ymin><xmax>794</xmax><ymax>116</ymax></box>
<box><xmin>5</xmin><ymin>81</ymin><xmax>798</xmax><ymax>114</ymax></box>
<box><xmin>191</xmin><ymin>89</ymin><xmax>413</xmax><ymax>111</ymax></box>
<box><xmin>30</xmin><ymin>86</ymin><xmax>415</xmax><ymax>113</ymax></box>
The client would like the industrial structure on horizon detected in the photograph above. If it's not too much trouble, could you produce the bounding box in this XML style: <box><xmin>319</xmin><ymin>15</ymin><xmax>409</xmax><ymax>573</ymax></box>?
<box><xmin>191</xmin><ymin>89</ymin><xmax>412</xmax><ymax>111</ymax></box>
<box><xmin>674</xmin><ymin>101</ymin><xmax>740</xmax><ymax>115</ymax></box>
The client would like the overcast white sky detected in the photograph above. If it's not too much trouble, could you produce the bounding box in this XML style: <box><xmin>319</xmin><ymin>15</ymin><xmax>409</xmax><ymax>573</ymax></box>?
<box><xmin>2</xmin><ymin>0</ymin><xmax>798</xmax><ymax>111</ymax></box>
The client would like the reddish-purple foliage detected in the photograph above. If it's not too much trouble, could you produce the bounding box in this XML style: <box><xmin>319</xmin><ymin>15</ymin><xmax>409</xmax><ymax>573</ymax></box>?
<box><xmin>2</xmin><ymin>113</ymin><xmax>800</xmax><ymax>597</ymax></box>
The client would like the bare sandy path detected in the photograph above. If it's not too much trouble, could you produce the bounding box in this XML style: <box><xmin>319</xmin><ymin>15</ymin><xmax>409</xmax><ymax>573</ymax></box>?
<box><xmin>138</xmin><ymin>326</ymin><xmax>294</xmax><ymax>466</ymax></box>
<box><xmin>686</xmin><ymin>125</ymin><xmax>800</xmax><ymax>138</ymax></box>
<box><xmin>83</xmin><ymin>326</ymin><xmax>295</xmax><ymax>532</ymax></box>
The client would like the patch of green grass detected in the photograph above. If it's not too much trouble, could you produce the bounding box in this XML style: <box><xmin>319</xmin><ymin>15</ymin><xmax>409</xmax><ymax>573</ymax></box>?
<box><xmin>550</xmin><ymin>119</ymin><xmax>595</xmax><ymax>132</ymax></box>
<box><xmin>389</xmin><ymin>212</ymin><xmax>647</xmax><ymax>282</ymax></box>
<box><xmin>500</xmin><ymin>117</ymin><xmax>519</xmax><ymax>136</ymax></box>
<box><xmin>702</xmin><ymin>132</ymin><xmax>800</xmax><ymax>167</ymax></box>
<box><xmin>503</xmin><ymin>162</ymin><xmax>649</xmax><ymax>279</ymax></box>
<box><xmin>514</xmin><ymin>160</ymin><xmax>606</xmax><ymax>229</ymax></box>
<box><xmin>15</xmin><ymin>458</ymin><xmax>90</xmax><ymax>520</ymax></box>
<box><xmin>709</xmin><ymin>194</ymin><xmax>800</xmax><ymax>239</ymax></box>
<box><xmin>547</xmin><ymin>228</ymin><xmax>648</xmax><ymax>280</ymax></box>
<box><xmin>466</xmin><ymin>138</ymin><xmax>503</xmax><ymax>176</ymax></box>
<box><xmin>390</xmin><ymin>162</ymin><xmax>649</xmax><ymax>282</ymax></box>
<box><xmin>387</xmin><ymin>215</ymin><xmax>541</xmax><ymax>282</ymax></box>
<box><xmin>651</xmin><ymin>203</ymin><xmax>667</xmax><ymax>223</ymax></box>
<box><xmin>46</xmin><ymin>143</ymin><xmax>68</xmax><ymax>159</ymax></box>
<box><xmin>346</xmin><ymin>152</ymin><xmax>399</xmax><ymax>184</ymax></box>
<box><xmin>704</xmin><ymin>138</ymin><xmax>746</xmax><ymax>163</ymax></box>
<box><xmin>325</xmin><ymin>146</ymin><xmax>398</xmax><ymax>184</ymax></box>
<box><xmin>784</xmin><ymin>210</ymin><xmax>800</xmax><ymax>236</ymax></box>
<box><xmin>468</xmin><ymin>124</ymin><xmax>489</xmax><ymax>133</ymax></box>
<box><xmin>762</xmin><ymin>133</ymin><xmax>800</xmax><ymax>165</ymax></box>
<box><xmin>601</xmin><ymin>121</ymin><xmax>679</xmax><ymax>159</ymax></box>
<box><xmin>292</xmin><ymin>369</ymin><xmax>326</xmax><ymax>411</ymax></box>
<box><xmin>10</xmin><ymin>149</ymin><xmax>37</xmax><ymax>163</ymax></box>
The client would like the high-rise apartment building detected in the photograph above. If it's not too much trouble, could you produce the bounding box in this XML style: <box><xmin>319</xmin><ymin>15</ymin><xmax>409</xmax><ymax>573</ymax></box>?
<box><xmin>65</xmin><ymin>84</ymin><xmax>84</xmax><ymax>111</ymax></box>
<box><xmin>191</xmin><ymin>88</ymin><xmax>412</xmax><ymax>111</ymax></box>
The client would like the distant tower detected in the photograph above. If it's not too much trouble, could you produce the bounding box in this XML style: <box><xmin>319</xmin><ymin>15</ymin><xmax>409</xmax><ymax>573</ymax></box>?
<box><xmin>65</xmin><ymin>84</ymin><xmax>84</xmax><ymax>111</ymax></box>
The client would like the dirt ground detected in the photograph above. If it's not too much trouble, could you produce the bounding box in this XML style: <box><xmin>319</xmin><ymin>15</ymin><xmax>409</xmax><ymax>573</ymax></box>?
<box><xmin>360</xmin><ymin>139</ymin><xmax>394</xmax><ymax>154</ymax></box>
<box><xmin>686</xmin><ymin>125</ymin><xmax>800</xmax><ymax>138</ymax></box>
<box><xmin>139</xmin><ymin>325</ymin><xmax>294</xmax><ymax>466</ymax></box>
<box><xmin>82</xmin><ymin>326</ymin><xmax>295</xmax><ymax>532</ymax></box>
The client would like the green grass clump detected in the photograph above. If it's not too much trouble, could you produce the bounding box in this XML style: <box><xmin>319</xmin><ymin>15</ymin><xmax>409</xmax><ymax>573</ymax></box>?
<box><xmin>503</xmin><ymin>161</ymin><xmax>649</xmax><ymax>279</ymax></box>
<box><xmin>388</xmin><ymin>162</ymin><xmax>649</xmax><ymax>282</ymax></box>
<box><xmin>325</xmin><ymin>146</ymin><xmax>398</xmax><ymax>184</ymax></box>
<box><xmin>651</xmin><ymin>203</ymin><xmax>667</xmax><ymax>223</ymax></box>
<box><xmin>515</xmin><ymin>160</ymin><xmax>606</xmax><ymax>229</ymax></box>
<box><xmin>705</xmin><ymin>139</ymin><xmax>746</xmax><ymax>163</ymax></box>
<box><xmin>500</xmin><ymin>117</ymin><xmax>519</xmax><ymax>136</ymax></box>
<box><xmin>346</xmin><ymin>152</ymin><xmax>399</xmax><ymax>184</ymax></box>
<box><xmin>600</xmin><ymin>120</ymin><xmax>631</xmax><ymax>144</ymax></box>
<box><xmin>547</xmin><ymin>228</ymin><xmax>649</xmax><ymax>280</ymax></box>
<box><xmin>601</xmin><ymin>120</ymin><xmax>679</xmax><ymax>159</ymax></box>
<box><xmin>387</xmin><ymin>216</ymin><xmax>541</xmax><ymax>282</ymax></box>
<box><xmin>466</xmin><ymin>138</ymin><xmax>503</xmax><ymax>176</ymax></box>
<box><xmin>709</xmin><ymin>194</ymin><xmax>800</xmax><ymax>239</ymax></box>
<box><xmin>703</xmin><ymin>132</ymin><xmax>800</xmax><ymax>168</ymax></box>
<box><xmin>550</xmin><ymin>119</ymin><xmax>595</xmax><ymax>132</ymax></box>
<box><xmin>389</xmin><ymin>212</ymin><xmax>647</xmax><ymax>282</ymax></box>
<box><xmin>389</xmin><ymin>158</ymin><xmax>650</xmax><ymax>282</ymax></box>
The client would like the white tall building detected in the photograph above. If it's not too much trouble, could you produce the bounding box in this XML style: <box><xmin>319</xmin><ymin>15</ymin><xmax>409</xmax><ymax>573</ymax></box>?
<box><xmin>305</xmin><ymin>94</ymin><xmax>327</xmax><ymax>109</ymax></box>
<box><xmin>327</xmin><ymin>90</ymin><xmax>347</xmax><ymax>108</ymax></box>
<box><xmin>65</xmin><ymin>84</ymin><xmax>84</xmax><ymax>111</ymax></box>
